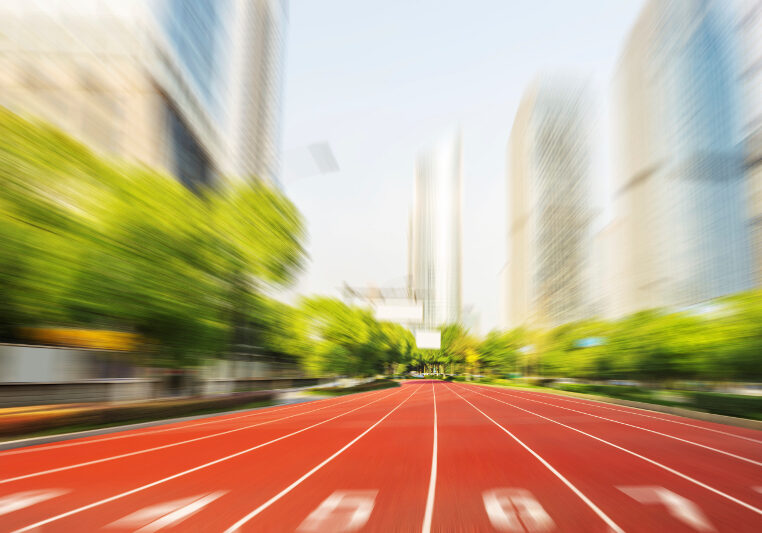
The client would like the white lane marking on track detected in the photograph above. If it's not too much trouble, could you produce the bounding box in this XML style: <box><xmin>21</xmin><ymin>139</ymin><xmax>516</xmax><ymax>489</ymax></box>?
<box><xmin>0</xmin><ymin>390</ymin><xmax>383</xmax><ymax>485</ymax></box>
<box><xmin>223</xmin><ymin>386</ymin><xmax>420</xmax><ymax>533</ymax></box>
<box><xmin>483</xmin><ymin>488</ymin><xmax>555</xmax><ymax>532</ymax></box>
<box><xmin>422</xmin><ymin>383</ymin><xmax>438</xmax><ymax>533</ymax></box>
<box><xmin>460</xmin><ymin>384</ymin><xmax>762</xmax><ymax>517</ymax></box>
<box><xmin>107</xmin><ymin>491</ymin><xmax>227</xmax><ymax>532</ymax></box>
<box><xmin>0</xmin><ymin>391</ymin><xmax>366</xmax><ymax>457</ymax></box>
<box><xmin>448</xmin><ymin>386</ymin><xmax>624</xmax><ymax>533</ymax></box>
<box><xmin>0</xmin><ymin>489</ymin><xmax>68</xmax><ymax>516</ymax></box>
<box><xmin>488</xmin><ymin>388</ymin><xmax>762</xmax><ymax>466</ymax></box>
<box><xmin>10</xmin><ymin>387</ymin><xmax>403</xmax><ymax>533</ymax></box>
<box><xmin>492</xmin><ymin>386</ymin><xmax>762</xmax><ymax>444</ymax></box>
<box><xmin>297</xmin><ymin>490</ymin><xmax>377</xmax><ymax>532</ymax></box>
<box><xmin>618</xmin><ymin>486</ymin><xmax>715</xmax><ymax>532</ymax></box>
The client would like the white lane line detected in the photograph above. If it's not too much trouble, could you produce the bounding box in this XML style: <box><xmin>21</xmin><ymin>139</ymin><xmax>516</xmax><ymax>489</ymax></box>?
<box><xmin>10</xmin><ymin>387</ymin><xmax>403</xmax><ymax>533</ymax></box>
<box><xmin>489</xmin><ymin>386</ymin><xmax>762</xmax><ymax>445</ymax></box>
<box><xmin>448</xmin><ymin>385</ymin><xmax>625</xmax><ymax>533</ymax></box>
<box><xmin>0</xmin><ymin>390</ymin><xmax>368</xmax><ymax>456</ymax></box>
<box><xmin>0</xmin><ymin>390</ymin><xmax>382</xmax><ymax>485</ymax></box>
<box><xmin>482</xmin><ymin>387</ymin><xmax>762</xmax><ymax>467</ymax></box>
<box><xmin>223</xmin><ymin>386</ymin><xmax>421</xmax><ymax>533</ymax></box>
<box><xmin>459</xmin><ymin>385</ymin><xmax>762</xmax><ymax>517</ymax></box>
<box><xmin>422</xmin><ymin>384</ymin><xmax>438</xmax><ymax>533</ymax></box>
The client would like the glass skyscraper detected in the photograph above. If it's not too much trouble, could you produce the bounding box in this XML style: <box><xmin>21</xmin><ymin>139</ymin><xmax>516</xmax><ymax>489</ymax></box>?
<box><xmin>505</xmin><ymin>77</ymin><xmax>595</xmax><ymax>329</ymax></box>
<box><xmin>610</xmin><ymin>0</ymin><xmax>753</xmax><ymax>316</ymax></box>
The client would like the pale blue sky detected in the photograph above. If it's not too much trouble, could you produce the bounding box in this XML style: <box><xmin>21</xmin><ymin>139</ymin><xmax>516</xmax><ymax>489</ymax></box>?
<box><xmin>281</xmin><ymin>0</ymin><xmax>645</xmax><ymax>332</ymax></box>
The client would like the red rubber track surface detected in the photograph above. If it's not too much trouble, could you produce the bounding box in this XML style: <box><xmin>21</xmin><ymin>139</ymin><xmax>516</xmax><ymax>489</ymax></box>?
<box><xmin>0</xmin><ymin>381</ymin><xmax>760</xmax><ymax>532</ymax></box>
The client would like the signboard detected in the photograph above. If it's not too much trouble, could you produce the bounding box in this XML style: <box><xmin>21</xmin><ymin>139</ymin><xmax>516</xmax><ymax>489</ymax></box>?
<box><xmin>574</xmin><ymin>337</ymin><xmax>605</xmax><ymax>348</ymax></box>
<box><xmin>415</xmin><ymin>329</ymin><xmax>441</xmax><ymax>350</ymax></box>
<box><xmin>374</xmin><ymin>301</ymin><xmax>423</xmax><ymax>323</ymax></box>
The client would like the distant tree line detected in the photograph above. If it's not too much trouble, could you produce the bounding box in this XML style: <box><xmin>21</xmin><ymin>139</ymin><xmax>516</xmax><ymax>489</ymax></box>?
<box><xmin>2</xmin><ymin>108</ymin><xmax>761</xmax><ymax>382</ymax></box>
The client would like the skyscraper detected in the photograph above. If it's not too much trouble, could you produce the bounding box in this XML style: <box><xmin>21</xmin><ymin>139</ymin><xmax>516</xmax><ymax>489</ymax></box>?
<box><xmin>410</xmin><ymin>131</ymin><xmax>462</xmax><ymax>328</ymax></box>
<box><xmin>505</xmin><ymin>77</ymin><xmax>595</xmax><ymax>329</ymax></box>
<box><xmin>0</xmin><ymin>0</ymin><xmax>289</xmax><ymax>189</ymax></box>
<box><xmin>609</xmin><ymin>0</ymin><xmax>753</xmax><ymax>317</ymax></box>
<box><xmin>226</xmin><ymin>0</ymin><xmax>288</xmax><ymax>186</ymax></box>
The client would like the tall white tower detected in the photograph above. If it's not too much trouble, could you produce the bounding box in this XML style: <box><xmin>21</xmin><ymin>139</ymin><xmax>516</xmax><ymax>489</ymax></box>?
<box><xmin>410</xmin><ymin>131</ymin><xmax>463</xmax><ymax>328</ymax></box>
<box><xmin>227</xmin><ymin>0</ymin><xmax>288</xmax><ymax>186</ymax></box>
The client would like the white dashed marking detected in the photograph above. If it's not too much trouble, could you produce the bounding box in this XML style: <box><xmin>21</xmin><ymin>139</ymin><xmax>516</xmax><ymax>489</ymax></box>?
<box><xmin>107</xmin><ymin>491</ymin><xmax>226</xmax><ymax>532</ymax></box>
<box><xmin>298</xmin><ymin>490</ymin><xmax>377</xmax><ymax>532</ymax></box>
<box><xmin>483</xmin><ymin>488</ymin><xmax>555</xmax><ymax>532</ymax></box>
<box><xmin>619</xmin><ymin>486</ymin><xmax>715</xmax><ymax>532</ymax></box>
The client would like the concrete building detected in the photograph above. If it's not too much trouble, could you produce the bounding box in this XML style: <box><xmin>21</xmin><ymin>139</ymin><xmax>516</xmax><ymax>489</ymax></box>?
<box><xmin>0</xmin><ymin>0</ymin><xmax>288</xmax><ymax>189</ymax></box>
<box><xmin>609</xmin><ymin>0</ymin><xmax>753</xmax><ymax>317</ymax></box>
<box><xmin>409</xmin><ymin>131</ymin><xmax>463</xmax><ymax>328</ymax></box>
<box><xmin>0</xmin><ymin>1</ymin><xmax>171</xmax><ymax>175</ymax></box>
<box><xmin>226</xmin><ymin>0</ymin><xmax>288</xmax><ymax>185</ymax></box>
<box><xmin>505</xmin><ymin>77</ymin><xmax>595</xmax><ymax>329</ymax></box>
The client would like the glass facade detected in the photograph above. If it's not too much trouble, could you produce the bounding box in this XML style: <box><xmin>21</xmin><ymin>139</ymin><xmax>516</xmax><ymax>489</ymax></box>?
<box><xmin>161</xmin><ymin>0</ymin><xmax>227</xmax><ymax>120</ymax></box>
<box><xmin>611</xmin><ymin>0</ymin><xmax>753</xmax><ymax>316</ymax></box>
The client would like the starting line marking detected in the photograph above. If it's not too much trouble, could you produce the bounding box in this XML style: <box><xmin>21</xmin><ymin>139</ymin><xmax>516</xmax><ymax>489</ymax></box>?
<box><xmin>483</xmin><ymin>488</ymin><xmax>554</xmax><ymax>532</ymax></box>
<box><xmin>619</xmin><ymin>486</ymin><xmax>715</xmax><ymax>532</ymax></box>
<box><xmin>107</xmin><ymin>491</ymin><xmax>227</xmax><ymax>532</ymax></box>
<box><xmin>298</xmin><ymin>490</ymin><xmax>377</xmax><ymax>532</ymax></box>
<box><xmin>0</xmin><ymin>489</ymin><xmax>68</xmax><ymax>516</ymax></box>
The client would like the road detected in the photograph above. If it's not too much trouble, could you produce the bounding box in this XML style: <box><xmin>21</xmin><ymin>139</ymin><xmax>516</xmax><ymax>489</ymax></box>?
<box><xmin>0</xmin><ymin>381</ymin><xmax>761</xmax><ymax>532</ymax></box>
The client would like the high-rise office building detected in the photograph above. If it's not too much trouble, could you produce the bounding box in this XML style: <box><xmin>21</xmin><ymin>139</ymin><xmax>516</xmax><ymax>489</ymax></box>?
<box><xmin>0</xmin><ymin>0</ymin><xmax>288</xmax><ymax>189</ymax></box>
<box><xmin>0</xmin><ymin>1</ymin><xmax>171</xmax><ymax>175</ymax></box>
<box><xmin>409</xmin><ymin>132</ymin><xmax>462</xmax><ymax>328</ymax></box>
<box><xmin>609</xmin><ymin>0</ymin><xmax>753</xmax><ymax>317</ymax></box>
<box><xmin>227</xmin><ymin>0</ymin><xmax>288</xmax><ymax>185</ymax></box>
<box><xmin>505</xmin><ymin>77</ymin><xmax>595</xmax><ymax>329</ymax></box>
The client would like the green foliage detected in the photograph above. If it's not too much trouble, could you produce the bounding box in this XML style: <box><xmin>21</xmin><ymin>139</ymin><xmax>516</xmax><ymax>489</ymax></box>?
<box><xmin>0</xmin><ymin>108</ymin><xmax>305</xmax><ymax>367</ymax></box>
<box><xmin>503</xmin><ymin>296</ymin><xmax>762</xmax><ymax>383</ymax></box>
<box><xmin>296</xmin><ymin>296</ymin><xmax>415</xmax><ymax>377</ymax></box>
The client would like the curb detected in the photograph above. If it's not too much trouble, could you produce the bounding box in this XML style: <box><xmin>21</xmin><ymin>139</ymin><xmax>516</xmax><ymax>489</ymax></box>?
<box><xmin>475</xmin><ymin>383</ymin><xmax>762</xmax><ymax>431</ymax></box>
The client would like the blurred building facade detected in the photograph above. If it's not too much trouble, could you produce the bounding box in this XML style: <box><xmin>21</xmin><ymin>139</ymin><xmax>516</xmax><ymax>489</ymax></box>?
<box><xmin>0</xmin><ymin>1</ymin><xmax>170</xmax><ymax>175</ymax></box>
<box><xmin>738</xmin><ymin>0</ymin><xmax>762</xmax><ymax>284</ymax></box>
<box><xmin>226</xmin><ymin>0</ymin><xmax>288</xmax><ymax>185</ymax></box>
<box><xmin>409</xmin><ymin>132</ymin><xmax>463</xmax><ymax>328</ymax></box>
<box><xmin>0</xmin><ymin>0</ymin><xmax>287</xmax><ymax>189</ymax></box>
<box><xmin>505</xmin><ymin>78</ymin><xmax>595</xmax><ymax>329</ymax></box>
<box><xmin>609</xmin><ymin>0</ymin><xmax>753</xmax><ymax>317</ymax></box>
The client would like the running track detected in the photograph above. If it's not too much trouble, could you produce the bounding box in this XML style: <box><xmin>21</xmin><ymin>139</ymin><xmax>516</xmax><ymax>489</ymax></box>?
<box><xmin>1</xmin><ymin>381</ymin><xmax>761</xmax><ymax>532</ymax></box>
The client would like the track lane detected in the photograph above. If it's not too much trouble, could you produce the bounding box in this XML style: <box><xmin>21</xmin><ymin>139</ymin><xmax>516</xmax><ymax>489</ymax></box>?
<box><xmin>463</xmin><ymin>384</ymin><xmax>762</xmax><ymax>508</ymax></box>
<box><xmin>0</xmin><ymin>388</ymin><xmax>380</xmax><ymax>462</ymax></box>
<box><xmin>457</xmin><ymin>383</ymin><xmax>762</xmax><ymax>532</ymax></box>
<box><xmin>437</xmin><ymin>383</ymin><xmax>624</xmax><ymax>532</ymax></box>
<box><xmin>2</xmin><ymin>387</ymin><xmax>405</xmax><ymax>532</ymax></box>
<box><xmin>3</xmin><ymin>380</ymin><xmax>761</xmax><ymax>532</ymax></box>
<box><xmin>227</xmin><ymin>382</ymin><xmax>434</xmax><ymax>532</ymax></box>
<box><xmin>479</xmin><ymin>384</ymin><xmax>762</xmax><ymax>450</ymax></box>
